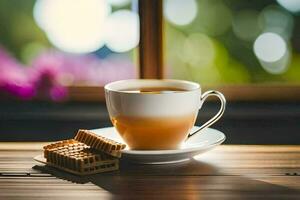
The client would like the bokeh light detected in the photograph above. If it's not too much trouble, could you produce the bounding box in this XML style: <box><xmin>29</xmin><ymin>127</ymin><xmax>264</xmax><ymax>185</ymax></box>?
<box><xmin>259</xmin><ymin>5</ymin><xmax>294</xmax><ymax>40</ymax></box>
<box><xmin>165</xmin><ymin>25</ymin><xmax>186</xmax><ymax>60</ymax></box>
<box><xmin>181</xmin><ymin>33</ymin><xmax>216</xmax><ymax>67</ymax></box>
<box><xmin>34</xmin><ymin>0</ymin><xmax>111</xmax><ymax>53</ymax></box>
<box><xmin>232</xmin><ymin>10</ymin><xmax>261</xmax><ymax>41</ymax></box>
<box><xmin>164</xmin><ymin>0</ymin><xmax>198</xmax><ymax>26</ymax></box>
<box><xmin>254</xmin><ymin>32</ymin><xmax>289</xmax><ymax>74</ymax></box>
<box><xmin>254</xmin><ymin>32</ymin><xmax>286</xmax><ymax>62</ymax></box>
<box><xmin>277</xmin><ymin>0</ymin><xmax>300</xmax><ymax>13</ymax></box>
<box><xmin>197</xmin><ymin>0</ymin><xmax>232</xmax><ymax>36</ymax></box>
<box><xmin>104</xmin><ymin>10</ymin><xmax>139</xmax><ymax>53</ymax></box>
<box><xmin>259</xmin><ymin>53</ymin><xmax>290</xmax><ymax>75</ymax></box>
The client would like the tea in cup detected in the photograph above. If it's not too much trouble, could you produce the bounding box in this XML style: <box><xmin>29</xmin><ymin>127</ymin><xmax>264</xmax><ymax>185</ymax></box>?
<box><xmin>105</xmin><ymin>79</ymin><xmax>225</xmax><ymax>150</ymax></box>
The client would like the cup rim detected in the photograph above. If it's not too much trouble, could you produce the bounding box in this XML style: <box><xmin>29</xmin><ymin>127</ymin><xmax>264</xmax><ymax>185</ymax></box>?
<box><xmin>104</xmin><ymin>79</ymin><xmax>200</xmax><ymax>94</ymax></box>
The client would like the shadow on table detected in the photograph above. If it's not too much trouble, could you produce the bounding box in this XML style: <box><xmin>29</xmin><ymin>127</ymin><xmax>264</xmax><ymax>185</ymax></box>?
<box><xmin>33</xmin><ymin>159</ymin><xmax>215</xmax><ymax>182</ymax></box>
<box><xmin>33</xmin><ymin>159</ymin><xmax>300</xmax><ymax>199</ymax></box>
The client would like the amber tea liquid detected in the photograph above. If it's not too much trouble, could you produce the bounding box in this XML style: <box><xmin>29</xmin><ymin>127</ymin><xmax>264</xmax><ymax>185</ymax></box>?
<box><xmin>111</xmin><ymin>114</ymin><xmax>196</xmax><ymax>150</ymax></box>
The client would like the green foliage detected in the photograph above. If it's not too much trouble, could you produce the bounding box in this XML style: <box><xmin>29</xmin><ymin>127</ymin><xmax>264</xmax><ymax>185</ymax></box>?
<box><xmin>0</xmin><ymin>0</ymin><xmax>49</xmax><ymax>62</ymax></box>
<box><xmin>165</xmin><ymin>0</ymin><xmax>300</xmax><ymax>85</ymax></box>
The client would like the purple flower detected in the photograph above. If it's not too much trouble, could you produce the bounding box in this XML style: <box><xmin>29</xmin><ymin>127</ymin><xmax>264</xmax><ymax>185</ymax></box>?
<box><xmin>30</xmin><ymin>52</ymin><xmax>68</xmax><ymax>101</ymax></box>
<box><xmin>0</xmin><ymin>47</ymin><xmax>136</xmax><ymax>101</ymax></box>
<box><xmin>31</xmin><ymin>50</ymin><xmax>136</xmax><ymax>85</ymax></box>
<box><xmin>0</xmin><ymin>47</ymin><xmax>36</xmax><ymax>100</ymax></box>
<box><xmin>0</xmin><ymin>47</ymin><xmax>66</xmax><ymax>101</ymax></box>
<box><xmin>50</xmin><ymin>85</ymin><xmax>68</xmax><ymax>101</ymax></box>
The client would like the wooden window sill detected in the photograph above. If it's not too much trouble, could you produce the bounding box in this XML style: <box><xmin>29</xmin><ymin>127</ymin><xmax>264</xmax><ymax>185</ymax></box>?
<box><xmin>66</xmin><ymin>84</ymin><xmax>300</xmax><ymax>102</ymax></box>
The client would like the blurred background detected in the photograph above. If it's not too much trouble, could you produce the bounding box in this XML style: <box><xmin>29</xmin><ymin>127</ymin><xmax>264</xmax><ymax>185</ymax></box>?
<box><xmin>0</xmin><ymin>0</ymin><xmax>138</xmax><ymax>101</ymax></box>
<box><xmin>0</xmin><ymin>0</ymin><xmax>300</xmax><ymax>144</ymax></box>
<box><xmin>165</xmin><ymin>0</ymin><xmax>300</xmax><ymax>84</ymax></box>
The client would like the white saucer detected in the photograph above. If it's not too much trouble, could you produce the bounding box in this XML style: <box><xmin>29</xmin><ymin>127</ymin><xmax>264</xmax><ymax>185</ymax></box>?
<box><xmin>34</xmin><ymin>127</ymin><xmax>225</xmax><ymax>165</ymax></box>
<box><xmin>91</xmin><ymin>126</ymin><xmax>226</xmax><ymax>164</ymax></box>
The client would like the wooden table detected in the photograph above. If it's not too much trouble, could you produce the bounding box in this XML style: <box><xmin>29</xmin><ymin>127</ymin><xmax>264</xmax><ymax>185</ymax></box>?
<box><xmin>0</xmin><ymin>143</ymin><xmax>300</xmax><ymax>199</ymax></box>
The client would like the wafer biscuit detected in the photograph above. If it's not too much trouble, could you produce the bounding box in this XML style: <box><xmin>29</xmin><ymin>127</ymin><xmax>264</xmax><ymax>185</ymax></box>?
<box><xmin>43</xmin><ymin>139</ymin><xmax>119</xmax><ymax>175</ymax></box>
<box><xmin>74</xmin><ymin>129</ymin><xmax>126</xmax><ymax>158</ymax></box>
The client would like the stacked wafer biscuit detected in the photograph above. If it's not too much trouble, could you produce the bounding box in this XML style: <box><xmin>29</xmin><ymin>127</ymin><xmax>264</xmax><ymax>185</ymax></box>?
<box><xmin>75</xmin><ymin>129</ymin><xmax>126</xmax><ymax>158</ymax></box>
<box><xmin>43</xmin><ymin>130</ymin><xmax>126</xmax><ymax>175</ymax></box>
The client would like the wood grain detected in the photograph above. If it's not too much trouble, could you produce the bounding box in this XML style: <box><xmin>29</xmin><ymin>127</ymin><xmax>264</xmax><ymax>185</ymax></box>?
<box><xmin>0</xmin><ymin>144</ymin><xmax>300</xmax><ymax>199</ymax></box>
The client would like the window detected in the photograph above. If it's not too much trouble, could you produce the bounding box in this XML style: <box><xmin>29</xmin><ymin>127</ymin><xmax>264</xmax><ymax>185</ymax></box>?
<box><xmin>163</xmin><ymin>0</ymin><xmax>300</xmax><ymax>100</ymax></box>
<box><xmin>1</xmin><ymin>0</ymin><xmax>299</xmax><ymax>102</ymax></box>
<box><xmin>0</xmin><ymin>0</ymin><xmax>139</xmax><ymax>101</ymax></box>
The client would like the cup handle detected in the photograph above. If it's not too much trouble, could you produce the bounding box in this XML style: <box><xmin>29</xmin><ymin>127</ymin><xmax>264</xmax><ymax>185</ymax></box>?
<box><xmin>188</xmin><ymin>90</ymin><xmax>226</xmax><ymax>138</ymax></box>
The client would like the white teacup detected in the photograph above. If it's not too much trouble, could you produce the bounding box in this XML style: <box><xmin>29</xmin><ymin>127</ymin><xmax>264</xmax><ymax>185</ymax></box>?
<box><xmin>105</xmin><ymin>79</ymin><xmax>226</xmax><ymax>150</ymax></box>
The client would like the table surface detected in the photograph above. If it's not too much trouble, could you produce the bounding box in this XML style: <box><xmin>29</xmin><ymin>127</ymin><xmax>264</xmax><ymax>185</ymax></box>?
<box><xmin>0</xmin><ymin>143</ymin><xmax>300</xmax><ymax>199</ymax></box>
